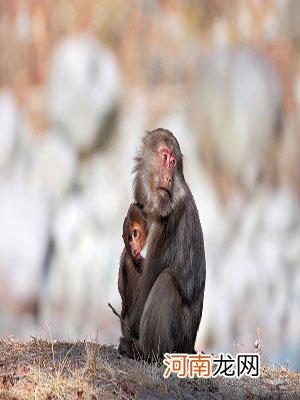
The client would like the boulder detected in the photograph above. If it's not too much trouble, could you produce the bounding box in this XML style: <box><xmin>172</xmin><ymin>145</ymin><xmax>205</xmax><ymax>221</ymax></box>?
<box><xmin>29</xmin><ymin>129</ymin><xmax>77</xmax><ymax>206</ymax></box>
<box><xmin>49</xmin><ymin>34</ymin><xmax>122</xmax><ymax>153</ymax></box>
<box><xmin>194</xmin><ymin>47</ymin><xmax>282</xmax><ymax>188</ymax></box>
<box><xmin>0</xmin><ymin>90</ymin><xmax>18</xmax><ymax>168</ymax></box>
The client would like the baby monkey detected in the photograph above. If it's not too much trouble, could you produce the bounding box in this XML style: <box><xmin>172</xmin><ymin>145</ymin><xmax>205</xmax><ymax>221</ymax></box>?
<box><xmin>118</xmin><ymin>203</ymin><xmax>147</xmax><ymax>339</ymax></box>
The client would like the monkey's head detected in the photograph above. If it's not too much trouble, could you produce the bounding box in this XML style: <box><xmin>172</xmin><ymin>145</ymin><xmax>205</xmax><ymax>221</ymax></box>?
<box><xmin>133</xmin><ymin>129</ymin><xmax>186</xmax><ymax>218</ymax></box>
<box><xmin>123</xmin><ymin>204</ymin><xmax>147</xmax><ymax>262</ymax></box>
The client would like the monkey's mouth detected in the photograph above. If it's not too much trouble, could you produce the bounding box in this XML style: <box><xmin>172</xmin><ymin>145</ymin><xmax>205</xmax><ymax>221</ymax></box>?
<box><xmin>132</xmin><ymin>249</ymin><xmax>141</xmax><ymax>260</ymax></box>
<box><xmin>158</xmin><ymin>186</ymin><xmax>171</xmax><ymax>198</ymax></box>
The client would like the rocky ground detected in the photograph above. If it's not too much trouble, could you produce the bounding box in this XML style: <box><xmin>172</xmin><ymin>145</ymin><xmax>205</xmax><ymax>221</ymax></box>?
<box><xmin>0</xmin><ymin>338</ymin><xmax>299</xmax><ymax>400</ymax></box>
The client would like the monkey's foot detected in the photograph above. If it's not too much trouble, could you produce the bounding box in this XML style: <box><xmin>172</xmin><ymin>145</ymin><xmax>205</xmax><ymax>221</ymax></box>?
<box><xmin>118</xmin><ymin>337</ymin><xmax>144</xmax><ymax>361</ymax></box>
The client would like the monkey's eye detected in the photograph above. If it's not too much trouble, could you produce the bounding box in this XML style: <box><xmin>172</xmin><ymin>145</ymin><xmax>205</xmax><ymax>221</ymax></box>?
<box><xmin>162</xmin><ymin>153</ymin><xmax>167</xmax><ymax>161</ymax></box>
<box><xmin>133</xmin><ymin>229</ymin><xmax>138</xmax><ymax>239</ymax></box>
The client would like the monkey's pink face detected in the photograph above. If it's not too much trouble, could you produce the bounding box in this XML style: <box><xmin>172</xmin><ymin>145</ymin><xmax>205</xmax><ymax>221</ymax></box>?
<box><xmin>156</xmin><ymin>146</ymin><xmax>177</xmax><ymax>201</ymax></box>
<box><xmin>140</xmin><ymin>137</ymin><xmax>183</xmax><ymax>218</ymax></box>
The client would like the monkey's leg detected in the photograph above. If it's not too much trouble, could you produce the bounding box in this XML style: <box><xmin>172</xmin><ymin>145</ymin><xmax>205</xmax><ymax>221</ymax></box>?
<box><xmin>139</xmin><ymin>271</ymin><xmax>192</xmax><ymax>359</ymax></box>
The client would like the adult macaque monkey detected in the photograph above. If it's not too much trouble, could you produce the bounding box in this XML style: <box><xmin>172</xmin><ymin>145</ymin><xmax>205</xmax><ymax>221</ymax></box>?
<box><xmin>118</xmin><ymin>203</ymin><xmax>148</xmax><ymax>339</ymax></box>
<box><xmin>118</xmin><ymin>128</ymin><xmax>206</xmax><ymax>359</ymax></box>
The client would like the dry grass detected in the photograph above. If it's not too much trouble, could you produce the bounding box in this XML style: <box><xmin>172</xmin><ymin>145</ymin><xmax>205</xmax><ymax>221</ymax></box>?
<box><xmin>0</xmin><ymin>337</ymin><xmax>299</xmax><ymax>399</ymax></box>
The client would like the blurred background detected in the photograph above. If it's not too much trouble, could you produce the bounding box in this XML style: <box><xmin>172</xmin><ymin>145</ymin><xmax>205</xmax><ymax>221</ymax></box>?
<box><xmin>0</xmin><ymin>0</ymin><xmax>299</xmax><ymax>371</ymax></box>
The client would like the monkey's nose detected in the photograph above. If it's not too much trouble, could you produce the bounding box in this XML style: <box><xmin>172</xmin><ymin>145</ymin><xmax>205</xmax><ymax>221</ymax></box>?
<box><xmin>165</xmin><ymin>175</ymin><xmax>172</xmax><ymax>185</ymax></box>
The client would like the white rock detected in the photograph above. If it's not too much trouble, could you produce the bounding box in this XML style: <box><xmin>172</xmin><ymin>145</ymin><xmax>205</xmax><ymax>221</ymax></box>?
<box><xmin>79</xmin><ymin>152</ymin><xmax>128</xmax><ymax>229</ymax></box>
<box><xmin>263</xmin><ymin>187</ymin><xmax>300</xmax><ymax>235</ymax></box>
<box><xmin>49</xmin><ymin>34</ymin><xmax>122</xmax><ymax>152</ymax></box>
<box><xmin>29</xmin><ymin>129</ymin><xmax>77</xmax><ymax>206</ymax></box>
<box><xmin>284</xmin><ymin>229</ymin><xmax>300</xmax><ymax>265</ymax></box>
<box><xmin>0</xmin><ymin>169</ymin><xmax>49</xmax><ymax>306</ymax></box>
<box><xmin>53</xmin><ymin>195</ymin><xmax>86</xmax><ymax>253</ymax></box>
<box><xmin>15</xmin><ymin>2</ymin><xmax>32</xmax><ymax>42</ymax></box>
<box><xmin>44</xmin><ymin>194</ymin><xmax>122</xmax><ymax>340</ymax></box>
<box><xmin>0</xmin><ymin>90</ymin><xmax>18</xmax><ymax>168</ymax></box>
<box><xmin>195</xmin><ymin>48</ymin><xmax>282</xmax><ymax>187</ymax></box>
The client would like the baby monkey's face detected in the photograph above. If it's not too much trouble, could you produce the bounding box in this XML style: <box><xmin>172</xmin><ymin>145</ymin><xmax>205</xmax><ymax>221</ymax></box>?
<box><xmin>122</xmin><ymin>204</ymin><xmax>147</xmax><ymax>263</ymax></box>
<box><xmin>127</xmin><ymin>221</ymin><xmax>146</xmax><ymax>261</ymax></box>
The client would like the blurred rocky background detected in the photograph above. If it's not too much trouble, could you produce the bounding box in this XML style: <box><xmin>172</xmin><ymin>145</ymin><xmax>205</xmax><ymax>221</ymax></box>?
<box><xmin>0</xmin><ymin>0</ymin><xmax>299</xmax><ymax>371</ymax></box>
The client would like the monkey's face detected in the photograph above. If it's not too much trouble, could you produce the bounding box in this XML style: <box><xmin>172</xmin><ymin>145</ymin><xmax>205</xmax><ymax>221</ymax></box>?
<box><xmin>148</xmin><ymin>145</ymin><xmax>178</xmax><ymax>217</ymax></box>
<box><xmin>123</xmin><ymin>204</ymin><xmax>148</xmax><ymax>262</ymax></box>
<box><xmin>134</xmin><ymin>129</ymin><xmax>186</xmax><ymax>218</ymax></box>
<box><xmin>128</xmin><ymin>223</ymin><xmax>146</xmax><ymax>261</ymax></box>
